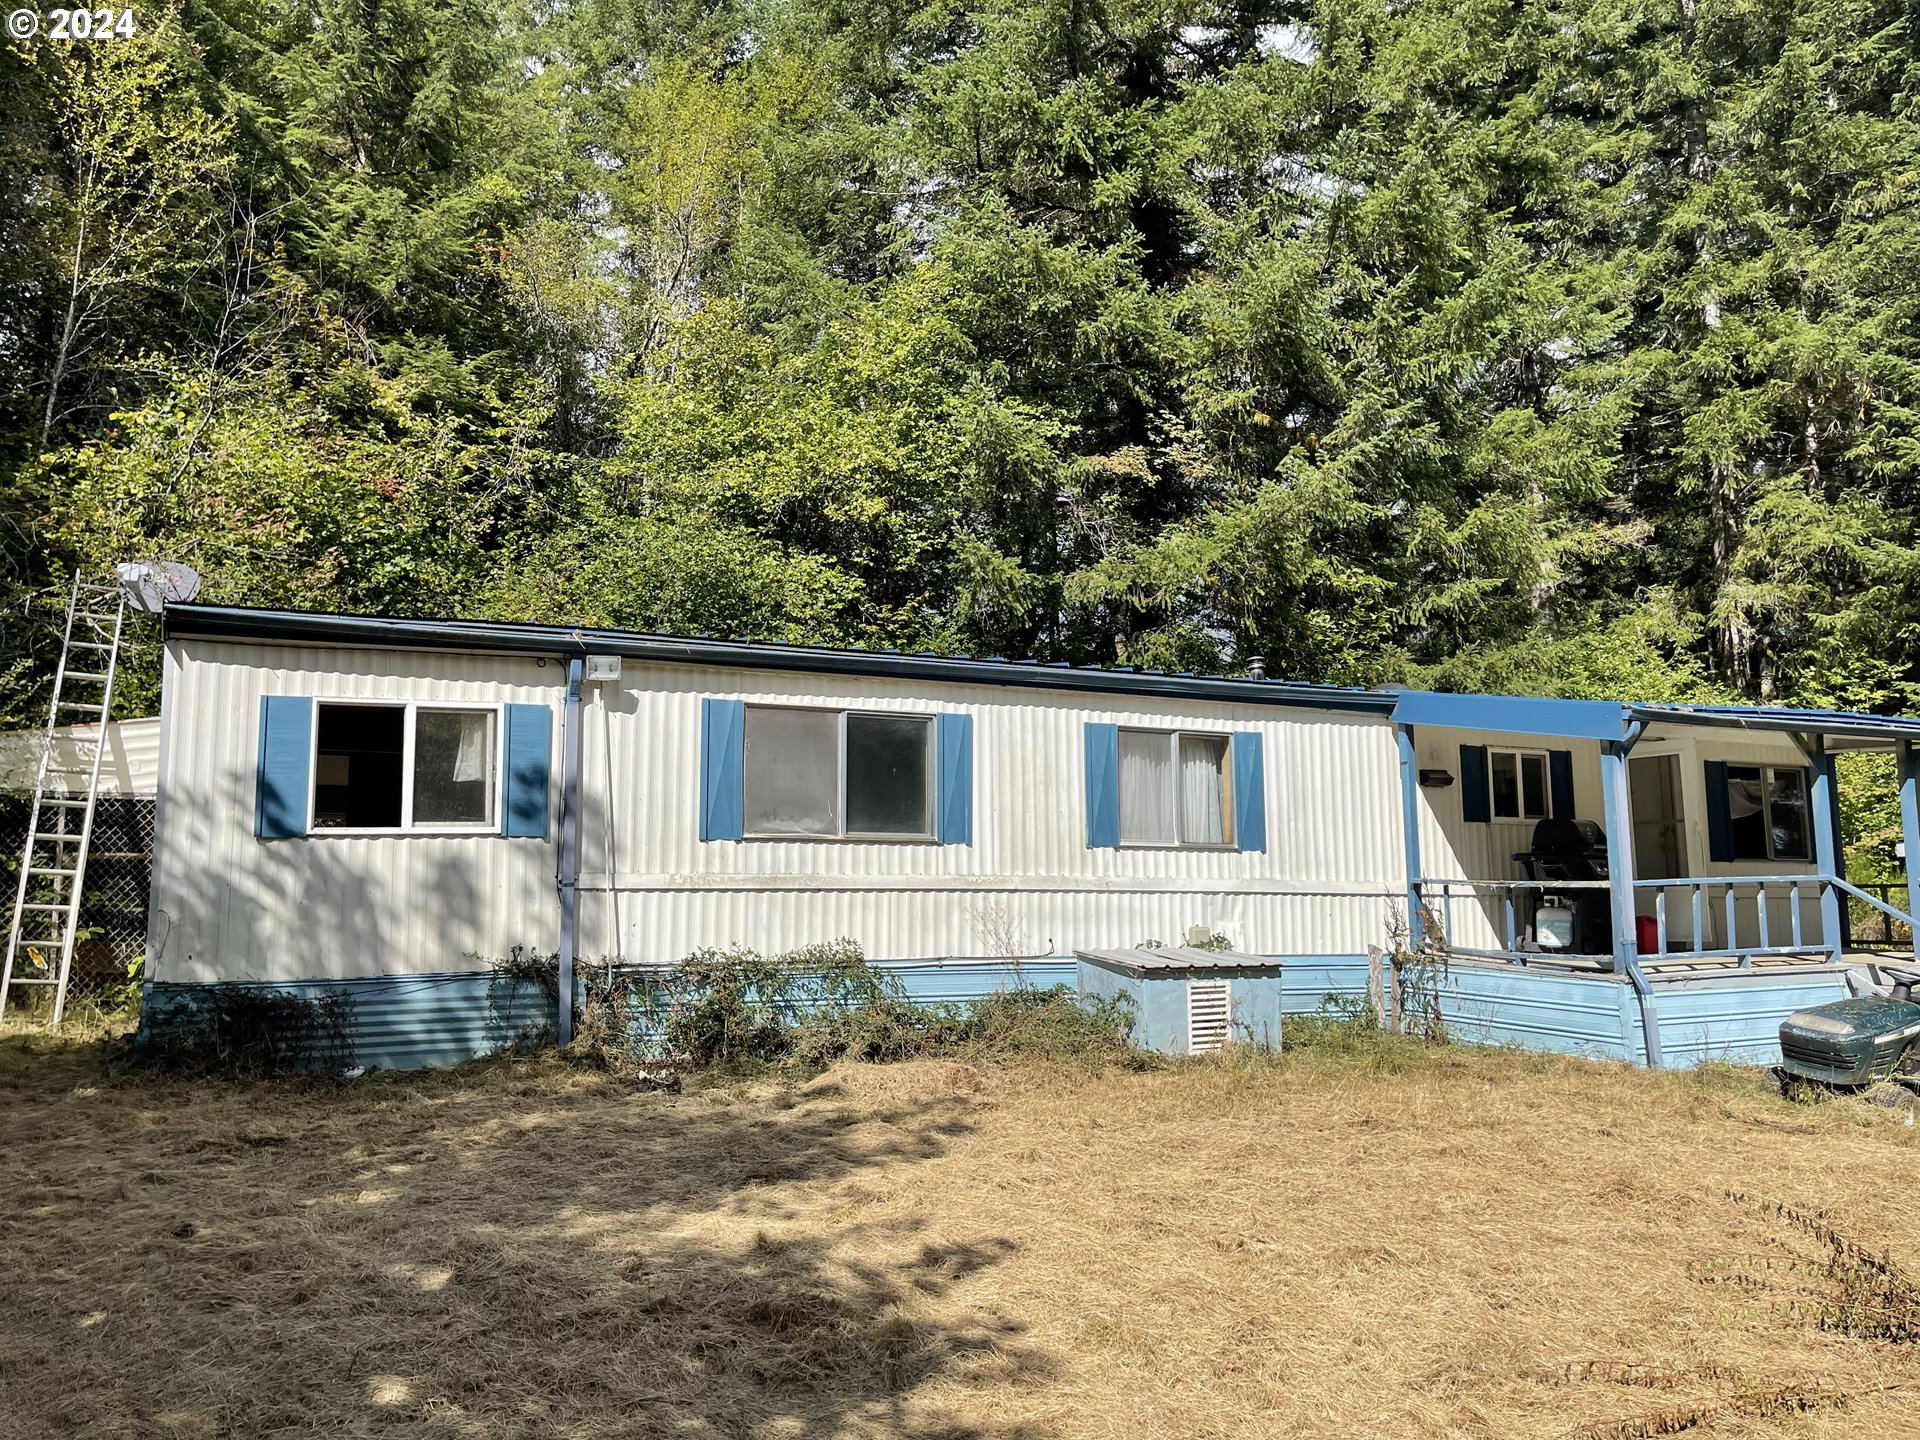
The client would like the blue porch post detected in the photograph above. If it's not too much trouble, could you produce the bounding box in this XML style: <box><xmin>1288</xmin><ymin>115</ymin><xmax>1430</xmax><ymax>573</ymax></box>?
<box><xmin>1902</xmin><ymin>741</ymin><xmax>1920</xmax><ymax>964</ymax></box>
<box><xmin>1396</xmin><ymin>724</ymin><xmax>1424</xmax><ymax>951</ymax></box>
<box><xmin>1809</xmin><ymin>739</ymin><xmax>1844</xmax><ymax>965</ymax></box>
<box><xmin>1600</xmin><ymin>741</ymin><xmax>1663</xmax><ymax>1068</ymax></box>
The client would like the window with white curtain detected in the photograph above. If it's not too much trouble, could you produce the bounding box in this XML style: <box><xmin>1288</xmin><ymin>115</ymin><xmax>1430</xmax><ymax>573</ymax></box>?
<box><xmin>312</xmin><ymin>702</ymin><xmax>498</xmax><ymax>831</ymax></box>
<box><xmin>1118</xmin><ymin>727</ymin><xmax>1233</xmax><ymax>847</ymax></box>
<box><xmin>744</xmin><ymin>705</ymin><xmax>932</xmax><ymax>839</ymax></box>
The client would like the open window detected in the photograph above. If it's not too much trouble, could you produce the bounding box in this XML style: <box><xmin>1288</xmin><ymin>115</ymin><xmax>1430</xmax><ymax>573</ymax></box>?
<box><xmin>312</xmin><ymin>702</ymin><xmax>498</xmax><ymax>831</ymax></box>
<box><xmin>742</xmin><ymin>706</ymin><xmax>932</xmax><ymax>839</ymax></box>
<box><xmin>1117</xmin><ymin>728</ymin><xmax>1234</xmax><ymax>847</ymax></box>
<box><xmin>1489</xmin><ymin>748</ymin><xmax>1551</xmax><ymax>821</ymax></box>
<box><xmin>1725</xmin><ymin>765</ymin><xmax>1810</xmax><ymax>861</ymax></box>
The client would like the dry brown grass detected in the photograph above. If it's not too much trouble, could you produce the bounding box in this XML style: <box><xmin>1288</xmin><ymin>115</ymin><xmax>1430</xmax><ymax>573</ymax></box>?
<box><xmin>3</xmin><ymin>1036</ymin><xmax>1919</xmax><ymax>1439</ymax></box>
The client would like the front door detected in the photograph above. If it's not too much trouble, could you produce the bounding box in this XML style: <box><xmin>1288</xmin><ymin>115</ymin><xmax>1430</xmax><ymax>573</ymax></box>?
<box><xmin>1629</xmin><ymin>753</ymin><xmax>1686</xmax><ymax>880</ymax></box>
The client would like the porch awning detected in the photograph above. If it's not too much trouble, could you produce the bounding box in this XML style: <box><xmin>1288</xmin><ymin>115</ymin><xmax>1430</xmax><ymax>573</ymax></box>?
<box><xmin>1390</xmin><ymin>690</ymin><xmax>1920</xmax><ymax>751</ymax></box>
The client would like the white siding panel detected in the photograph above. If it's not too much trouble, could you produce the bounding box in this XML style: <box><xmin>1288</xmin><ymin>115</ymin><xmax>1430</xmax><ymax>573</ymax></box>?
<box><xmin>0</xmin><ymin>715</ymin><xmax>161</xmax><ymax>795</ymax></box>
<box><xmin>147</xmin><ymin>640</ymin><xmax>562</xmax><ymax>984</ymax></box>
<box><xmin>150</xmin><ymin>639</ymin><xmax>1411</xmax><ymax>984</ymax></box>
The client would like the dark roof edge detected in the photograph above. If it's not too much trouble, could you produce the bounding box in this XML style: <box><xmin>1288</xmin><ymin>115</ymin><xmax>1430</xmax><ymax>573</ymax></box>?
<box><xmin>1631</xmin><ymin>702</ymin><xmax>1920</xmax><ymax>740</ymax></box>
<box><xmin>162</xmin><ymin>604</ymin><xmax>1397</xmax><ymax>716</ymax></box>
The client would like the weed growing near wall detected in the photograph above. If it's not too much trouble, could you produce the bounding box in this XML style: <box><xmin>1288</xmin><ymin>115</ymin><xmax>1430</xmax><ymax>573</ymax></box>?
<box><xmin>487</xmin><ymin>942</ymin><xmax>1142</xmax><ymax>1075</ymax></box>
<box><xmin>139</xmin><ymin>987</ymin><xmax>357</xmax><ymax>1078</ymax></box>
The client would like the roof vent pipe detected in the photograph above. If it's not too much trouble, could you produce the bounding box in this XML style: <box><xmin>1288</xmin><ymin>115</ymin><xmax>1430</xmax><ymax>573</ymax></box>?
<box><xmin>1246</xmin><ymin>656</ymin><xmax>1267</xmax><ymax>681</ymax></box>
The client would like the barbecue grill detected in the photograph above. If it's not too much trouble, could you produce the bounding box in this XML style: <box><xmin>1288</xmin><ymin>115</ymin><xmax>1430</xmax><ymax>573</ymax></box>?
<box><xmin>1512</xmin><ymin>817</ymin><xmax>1614</xmax><ymax>961</ymax></box>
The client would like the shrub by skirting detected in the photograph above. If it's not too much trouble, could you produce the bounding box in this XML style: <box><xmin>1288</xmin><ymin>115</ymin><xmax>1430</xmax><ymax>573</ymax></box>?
<box><xmin>488</xmin><ymin>941</ymin><xmax>1143</xmax><ymax>1073</ymax></box>
<box><xmin>139</xmin><ymin>987</ymin><xmax>357</xmax><ymax>1079</ymax></box>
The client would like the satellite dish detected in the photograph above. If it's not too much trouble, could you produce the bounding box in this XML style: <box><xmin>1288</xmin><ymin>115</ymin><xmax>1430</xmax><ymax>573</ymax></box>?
<box><xmin>115</xmin><ymin>560</ymin><xmax>201</xmax><ymax>613</ymax></box>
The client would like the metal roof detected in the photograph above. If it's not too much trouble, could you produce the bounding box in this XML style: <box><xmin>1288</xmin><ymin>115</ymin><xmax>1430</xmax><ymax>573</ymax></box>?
<box><xmin>159</xmin><ymin>604</ymin><xmax>1920</xmax><ymax>743</ymax></box>
<box><xmin>1630</xmin><ymin>702</ymin><xmax>1920</xmax><ymax>749</ymax></box>
<box><xmin>1391</xmin><ymin>689</ymin><xmax>1920</xmax><ymax>750</ymax></box>
<box><xmin>161</xmin><ymin>604</ymin><xmax>1397</xmax><ymax>715</ymax></box>
<box><xmin>1075</xmin><ymin>946</ymin><xmax>1285</xmax><ymax>974</ymax></box>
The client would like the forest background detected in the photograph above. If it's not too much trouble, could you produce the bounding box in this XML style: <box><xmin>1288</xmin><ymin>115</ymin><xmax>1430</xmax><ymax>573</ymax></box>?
<box><xmin>4</xmin><ymin>0</ymin><xmax>1919</xmax><ymax>861</ymax></box>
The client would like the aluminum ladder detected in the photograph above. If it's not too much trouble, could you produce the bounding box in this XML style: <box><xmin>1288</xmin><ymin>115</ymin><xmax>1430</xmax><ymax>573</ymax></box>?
<box><xmin>0</xmin><ymin>577</ymin><xmax>126</xmax><ymax>1029</ymax></box>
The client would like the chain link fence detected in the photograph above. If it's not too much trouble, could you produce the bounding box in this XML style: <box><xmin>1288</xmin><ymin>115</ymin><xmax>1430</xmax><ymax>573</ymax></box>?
<box><xmin>0</xmin><ymin>793</ymin><xmax>155</xmax><ymax>1021</ymax></box>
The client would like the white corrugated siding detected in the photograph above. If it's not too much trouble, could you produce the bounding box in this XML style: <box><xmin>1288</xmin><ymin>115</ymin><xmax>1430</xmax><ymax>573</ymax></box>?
<box><xmin>147</xmin><ymin>642</ymin><xmax>562</xmax><ymax>984</ymax></box>
<box><xmin>0</xmin><ymin>716</ymin><xmax>161</xmax><ymax>795</ymax></box>
<box><xmin>148</xmin><ymin>640</ymin><xmax>1410</xmax><ymax>984</ymax></box>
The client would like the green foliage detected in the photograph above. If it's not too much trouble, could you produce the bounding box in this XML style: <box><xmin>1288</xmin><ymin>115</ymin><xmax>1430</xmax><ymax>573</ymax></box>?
<box><xmin>1284</xmin><ymin>996</ymin><xmax>1415</xmax><ymax>1066</ymax></box>
<box><xmin>141</xmin><ymin>986</ymin><xmax>357</xmax><ymax>1079</ymax></box>
<box><xmin>488</xmin><ymin>942</ymin><xmax>1143</xmax><ymax>1073</ymax></box>
<box><xmin>10</xmin><ymin>0</ymin><xmax>1920</xmax><ymax>725</ymax></box>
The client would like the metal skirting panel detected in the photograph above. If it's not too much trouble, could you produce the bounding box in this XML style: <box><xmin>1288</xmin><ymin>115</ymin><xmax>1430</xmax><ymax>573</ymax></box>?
<box><xmin>1280</xmin><ymin>956</ymin><xmax>1375</xmax><ymax>1014</ymax></box>
<box><xmin>139</xmin><ymin>958</ymin><xmax>1082</xmax><ymax>1071</ymax></box>
<box><xmin>878</xmin><ymin>958</ymin><xmax>1076</xmax><ymax>1004</ymax></box>
<box><xmin>1641</xmin><ymin>971</ymin><xmax>1852</xmax><ymax>1068</ymax></box>
<box><xmin>1432</xmin><ymin>964</ymin><xmax>1636</xmax><ymax>1061</ymax></box>
<box><xmin>142</xmin><ymin>971</ymin><xmax>548</xmax><ymax>1072</ymax></box>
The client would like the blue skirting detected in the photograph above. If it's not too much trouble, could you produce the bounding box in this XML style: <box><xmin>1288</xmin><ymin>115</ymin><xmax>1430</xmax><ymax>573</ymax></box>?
<box><xmin>140</xmin><ymin>957</ymin><xmax>1081</xmax><ymax>1072</ymax></box>
<box><xmin>1429</xmin><ymin>961</ymin><xmax>1851</xmax><ymax>1066</ymax></box>
<box><xmin>139</xmin><ymin>952</ymin><xmax>1843</xmax><ymax>1071</ymax></box>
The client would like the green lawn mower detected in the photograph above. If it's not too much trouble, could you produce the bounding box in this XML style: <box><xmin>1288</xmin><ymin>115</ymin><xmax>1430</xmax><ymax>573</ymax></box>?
<box><xmin>1777</xmin><ymin>965</ymin><xmax>1920</xmax><ymax>1095</ymax></box>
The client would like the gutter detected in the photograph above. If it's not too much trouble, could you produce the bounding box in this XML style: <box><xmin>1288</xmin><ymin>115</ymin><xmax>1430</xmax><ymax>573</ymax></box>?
<box><xmin>161</xmin><ymin>604</ymin><xmax>1396</xmax><ymax>717</ymax></box>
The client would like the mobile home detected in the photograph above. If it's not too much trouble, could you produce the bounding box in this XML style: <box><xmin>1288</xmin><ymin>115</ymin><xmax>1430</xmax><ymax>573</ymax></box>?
<box><xmin>140</xmin><ymin>605</ymin><xmax>1920</xmax><ymax>1068</ymax></box>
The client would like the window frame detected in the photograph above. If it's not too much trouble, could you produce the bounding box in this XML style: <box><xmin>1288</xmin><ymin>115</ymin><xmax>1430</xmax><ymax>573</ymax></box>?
<box><xmin>1114</xmin><ymin>725</ymin><xmax>1237</xmax><ymax>851</ymax></box>
<box><xmin>306</xmin><ymin>698</ymin><xmax>505</xmax><ymax>836</ymax></box>
<box><xmin>1724</xmin><ymin>763</ymin><xmax>1813</xmax><ymax>863</ymax></box>
<box><xmin>1488</xmin><ymin>746</ymin><xmax>1553</xmax><ymax>822</ymax></box>
<box><xmin>741</xmin><ymin>703</ymin><xmax>937</xmax><ymax>843</ymax></box>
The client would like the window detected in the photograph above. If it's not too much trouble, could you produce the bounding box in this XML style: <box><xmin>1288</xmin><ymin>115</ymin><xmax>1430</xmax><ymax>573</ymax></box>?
<box><xmin>1489</xmin><ymin>748</ymin><xmax>1551</xmax><ymax>820</ymax></box>
<box><xmin>1117</xmin><ymin>728</ymin><xmax>1233</xmax><ymax>847</ymax></box>
<box><xmin>312</xmin><ymin>703</ymin><xmax>498</xmax><ymax>831</ymax></box>
<box><xmin>743</xmin><ymin>706</ymin><xmax>932</xmax><ymax>839</ymax></box>
<box><xmin>1726</xmin><ymin>765</ymin><xmax>1810</xmax><ymax>861</ymax></box>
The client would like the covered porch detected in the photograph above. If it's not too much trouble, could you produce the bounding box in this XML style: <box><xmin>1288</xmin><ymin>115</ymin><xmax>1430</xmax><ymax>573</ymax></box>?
<box><xmin>1392</xmin><ymin>692</ymin><xmax>1920</xmax><ymax>1068</ymax></box>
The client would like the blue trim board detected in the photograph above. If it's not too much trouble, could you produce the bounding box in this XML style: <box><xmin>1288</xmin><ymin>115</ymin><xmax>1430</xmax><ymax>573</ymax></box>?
<box><xmin>1394</xmin><ymin>691</ymin><xmax>1631</xmax><ymax>742</ymax></box>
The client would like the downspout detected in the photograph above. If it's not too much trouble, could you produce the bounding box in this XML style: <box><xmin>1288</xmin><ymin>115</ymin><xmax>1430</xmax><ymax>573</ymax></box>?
<box><xmin>1901</xmin><ymin>741</ymin><xmax>1920</xmax><ymax>967</ymax></box>
<box><xmin>556</xmin><ymin>654</ymin><xmax>584</xmax><ymax>1047</ymax></box>
<box><xmin>1600</xmin><ymin>737</ymin><xmax>1663</xmax><ymax>1068</ymax></box>
<box><xmin>1395</xmin><ymin>724</ymin><xmax>1424</xmax><ymax>952</ymax></box>
<box><xmin>1807</xmin><ymin>737</ymin><xmax>1845</xmax><ymax>964</ymax></box>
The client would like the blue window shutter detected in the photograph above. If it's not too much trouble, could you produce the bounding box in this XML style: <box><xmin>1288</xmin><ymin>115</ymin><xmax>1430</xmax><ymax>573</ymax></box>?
<box><xmin>255</xmin><ymin>696</ymin><xmax>312</xmax><ymax>839</ymax></box>
<box><xmin>1233</xmin><ymin>732</ymin><xmax>1267</xmax><ymax>852</ymax></box>
<box><xmin>936</xmin><ymin>713</ymin><xmax>974</xmax><ymax>845</ymax></box>
<box><xmin>502</xmin><ymin>704</ymin><xmax>552</xmax><ymax>837</ymax></box>
<box><xmin>1084</xmin><ymin>723</ymin><xmax>1119</xmax><ymax>848</ymax></box>
<box><xmin>700</xmin><ymin>698</ymin><xmax>745</xmax><ymax>841</ymax></box>
<box><xmin>1704</xmin><ymin>760</ymin><xmax>1733</xmax><ymax>863</ymax></box>
<box><xmin>1459</xmin><ymin>745</ymin><xmax>1491</xmax><ymax>823</ymax></box>
<box><xmin>1549</xmin><ymin>749</ymin><xmax>1576</xmax><ymax>819</ymax></box>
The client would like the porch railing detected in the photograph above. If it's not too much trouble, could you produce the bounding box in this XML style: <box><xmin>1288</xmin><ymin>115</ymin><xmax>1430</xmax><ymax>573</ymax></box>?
<box><xmin>1417</xmin><ymin>878</ymin><xmax>1613</xmax><ymax>966</ymax></box>
<box><xmin>1843</xmin><ymin>879</ymin><xmax>1915</xmax><ymax>949</ymax></box>
<box><xmin>1636</xmin><ymin>876</ymin><xmax>1830</xmax><ymax>963</ymax></box>
<box><xmin>1416</xmin><ymin>874</ymin><xmax>1917</xmax><ymax>970</ymax></box>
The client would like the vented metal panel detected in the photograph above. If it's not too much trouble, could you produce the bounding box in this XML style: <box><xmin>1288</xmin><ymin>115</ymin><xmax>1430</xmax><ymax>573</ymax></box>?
<box><xmin>1187</xmin><ymin>980</ymin><xmax>1231</xmax><ymax>1053</ymax></box>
